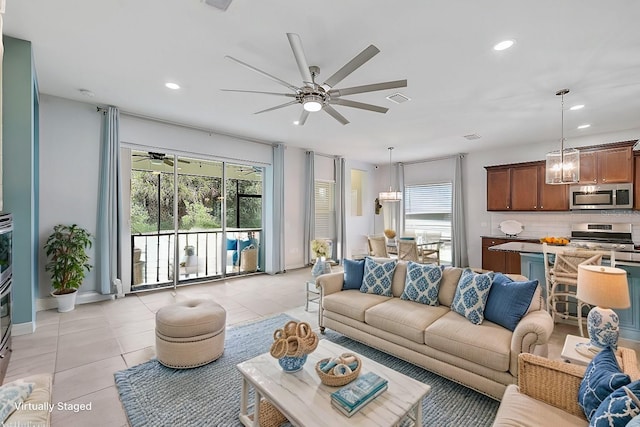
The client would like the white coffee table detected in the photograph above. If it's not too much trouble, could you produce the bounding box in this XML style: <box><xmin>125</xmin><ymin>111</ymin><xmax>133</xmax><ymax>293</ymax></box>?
<box><xmin>237</xmin><ymin>339</ymin><xmax>431</xmax><ymax>427</ymax></box>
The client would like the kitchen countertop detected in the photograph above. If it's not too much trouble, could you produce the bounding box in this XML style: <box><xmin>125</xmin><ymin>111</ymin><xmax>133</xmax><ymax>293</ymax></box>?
<box><xmin>488</xmin><ymin>241</ymin><xmax>640</xmax><ymax>265</ymax></box>
<box><xmin>481</xmin><ymin>235</ymin><xmax>540</xmax><ymax>241</ymax></box>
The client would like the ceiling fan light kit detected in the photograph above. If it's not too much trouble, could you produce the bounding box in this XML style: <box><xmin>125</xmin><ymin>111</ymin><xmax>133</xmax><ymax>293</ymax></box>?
<box><xmin>223</xmin><ymin>33</ymin><xmax>407</xmax><ymax>125</ymax></box>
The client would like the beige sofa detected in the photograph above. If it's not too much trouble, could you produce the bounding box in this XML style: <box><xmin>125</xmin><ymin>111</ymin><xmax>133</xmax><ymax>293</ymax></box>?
<box><xmin>317</xmin><ymin>260</ymin><xmax>554</xmax><ymax>399</ymax></box>
<box><xmin>493</xmin><ymin>351</ymin><xmax>640</xmax><ymax>426</ymax></box>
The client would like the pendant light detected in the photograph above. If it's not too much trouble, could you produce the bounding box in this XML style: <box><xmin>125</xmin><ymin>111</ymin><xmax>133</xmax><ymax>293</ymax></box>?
<box><xmin>378</xmin><ymin>147</ymin><xmax>402</xmax><ymax>202</ymax></box>
<box><xmin>545</xmin><ymin>89</ymin><xmax>580</xmax><ymax>184</ymax></box>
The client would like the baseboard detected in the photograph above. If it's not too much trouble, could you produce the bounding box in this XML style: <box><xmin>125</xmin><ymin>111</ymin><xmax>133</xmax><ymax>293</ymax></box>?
<box><xmin>12</xmin><ymin>322</ymin><xmax>35</xmax><ymax>336</ymax></box>
<box><xmin>36</xmin><ymin>291</ymin><xmax>115</xmax><ymax>312</ymax></box>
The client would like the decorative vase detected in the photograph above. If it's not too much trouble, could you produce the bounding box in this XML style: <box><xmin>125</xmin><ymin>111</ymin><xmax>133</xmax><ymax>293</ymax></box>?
<box><xmin>311</xmin><ymin>257</ymin><xmax>327</xmax><ymax>277</ymax></box>
<box><xmin>278</xmin><ymin>354</ymin><xmax>308</xmax><ymax>373</ymax></box>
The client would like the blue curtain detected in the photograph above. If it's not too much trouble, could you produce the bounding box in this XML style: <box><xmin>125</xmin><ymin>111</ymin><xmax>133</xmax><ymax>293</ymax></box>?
<box><xmin>334</xmin><ymin>157</ymin><xmax>346</xmax><ymax>263</ymax></box>
<box><xmin>452</xmin><ymin>154</ymin><xmax>468</xmax><ymax>267</ymax></box>
<box><xmin>96</xmin><ymin>106</ymin><xmax>122</xmax><ymax>294</ymax></box>
<box><xmin>303</xmin><ymin>151</ymin><xmax>315</xmax><ymax>265</ymax></box>
<box><xmin>271</xmin><ymin>144</ymin><xmax>285</xmax><ymax>273</ymax></box>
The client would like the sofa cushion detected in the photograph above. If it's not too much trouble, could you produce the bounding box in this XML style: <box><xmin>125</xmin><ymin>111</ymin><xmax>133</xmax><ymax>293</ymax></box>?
<box><xmin>364</xmin><ymin>298</ymin><xmax>450</xmax><ymax>344</ymax></box>
<box><xmin>360</xmin><ymin>257</ymin><xmax>396</xmax><ymax>296</ymax></box>
<box><xmin>484</xmin><ymin>273</ymin><xmax>538</xmax><ymax>331</ymax></box>
<box><xmin>493</xmin><ymin>384</ymin><xmax>587</xmax><ymax>427</ymax></box>
<box><xmin>579</xmin><ymin>346</ymin><xmax>631</xmax><ymax>421</ymax></box>
<box><xmin>451</xmin><ymin>268</ymin><xmax>494</xmax><ymax>325</ymax></box>
<box><xmin>343</xmin><ymin>259</ymin><xmax>365</xmax><ymax>290</ymax></box>
<box><xmin>322</xmin><ymin>290</ymin><xmax>390</xmax><ymax>322</ymax></box>
<box><xmin>4</xmin><ymin>374</ymin><xmax>52</xmax><ymax>427</ymax></box>
<box><xmin>591</xmin><ymin>381</ymin><xmax>640</xmax><ymax>426</ymax></box>
<box><xmin>0</xmin><ymin>379</ymin><xmax>34</xmax><ymax>422</ymax></box>
<box><xmin>438</xmin><ymin>267</ymin><xmax>464</xmax><ymax>307</ymax></box>
<box><xmin>400</xmin><ymin>262</ymin><xmax>445</xmax><ymax>306</ymax></box>
<box><xmin>424</xmin><ymin>310</ymin><xmax>512</xmax><ymax>371</ymax></box>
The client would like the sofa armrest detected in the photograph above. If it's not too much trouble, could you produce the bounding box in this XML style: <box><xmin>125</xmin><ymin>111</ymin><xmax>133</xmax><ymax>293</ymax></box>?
<box><xmin>316</xmin><ymin>272</ymin><xmax>344</xmax><ymax>296</ymax></box>
<box><xmin>518</xmin><ymin>353</ymin><xmax>587</xmax><ymax>419</ymax></box>
<box><xmin>509</xmin><ymin>310</ymin><xmax>554</xmax><ymax>376</ymax></box>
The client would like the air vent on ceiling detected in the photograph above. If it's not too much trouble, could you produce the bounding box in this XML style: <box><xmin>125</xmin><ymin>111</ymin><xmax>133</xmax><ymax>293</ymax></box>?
<box><xmin>386</xmin><ymin>93</ymin><xmax>411</xmax><ymax>104</ymax></box>
<box><xmin>463</xmin><ymin>134</ymin><xmax>482</xmax><ymax>140</ymax></box>
<box><xmin>203</xmin><ymin>0</ymin><xmax>232</xmax><ymax>11</ymax></box>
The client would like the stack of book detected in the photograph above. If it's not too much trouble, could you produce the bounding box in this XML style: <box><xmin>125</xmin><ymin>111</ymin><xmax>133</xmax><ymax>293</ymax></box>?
<box><xmin>330</xmin><ymin>372</ymin><xmax>388</xmax><ymax>417</ymax></box>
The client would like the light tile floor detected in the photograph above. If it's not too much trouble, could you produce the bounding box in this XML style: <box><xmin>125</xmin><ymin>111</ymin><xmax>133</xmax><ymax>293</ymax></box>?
<box><xmin>6</xmin><ymin>267</ymin><xmax>640</xmax><ymax>426</ymax></box>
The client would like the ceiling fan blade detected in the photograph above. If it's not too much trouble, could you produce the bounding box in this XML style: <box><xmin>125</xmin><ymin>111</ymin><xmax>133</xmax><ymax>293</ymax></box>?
<box><xmin>330</xmin><ymin>99</ymin><xmax>388</xmax><ymax>113</ymax></box>
<box><xmin>254</xmin><ymin>100</ymin><xmax>300</xmax><ymax>115</ymax></box>
<box><xmin>323</xmin><ymin>105</ymin><xmax>350</xmax><ymax>125</ymax></box>
<box><xmin>164</xmin><ymin>159</ymin><xmax>174</xmax><ymax>167</ymax></box>
<box><xmin>328</xmin><ymin>79</ymin><xmax>407</xmax><ymax>97</ymax></box>
<box><xmin>225</xmin><ymin>55</ymin><xmax>300</xmax><ymax>92</ymax></box>
<box><xmin>297</xmin><ymin>109</ymin><xmax>310</xmax><ymax>126</ymax></box>
<box><xmin>322</xmin><ymin>45</ymin><xmax>380</xmax><ymax>89</ymax></box>
<box><xmin>221</xmin><ymin>89</ymin><xmax>297</xmax><ymax>98</ymax></box>
<box><xmin>286</xmin><ymin>33</ymin><xmax>314</xmax><ymax>85</ymax></box>
<box><xmin>177</xmin><ymin>159</ymin><xmax>191</xmax><ymax>164</ymax></box>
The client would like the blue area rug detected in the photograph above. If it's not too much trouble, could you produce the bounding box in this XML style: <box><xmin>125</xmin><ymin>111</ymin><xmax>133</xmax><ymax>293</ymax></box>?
<box><xmin>115</xmin><ymin>313</ymin><xmax>499</xmax><ymax>426</ymax></box>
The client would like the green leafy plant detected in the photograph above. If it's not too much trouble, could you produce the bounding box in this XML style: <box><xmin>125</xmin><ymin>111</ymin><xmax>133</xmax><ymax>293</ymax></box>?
<box><xmin>44</xmin><ymin>224</ymin><xmax>93</xmax><ymax>295</ymax></box>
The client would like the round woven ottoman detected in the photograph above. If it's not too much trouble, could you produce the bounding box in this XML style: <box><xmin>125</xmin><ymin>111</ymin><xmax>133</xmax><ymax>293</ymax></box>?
<box><xmin>155</xmin><ymin>298</ymin><xmax>226</xmax><ymax>369</ymax></box>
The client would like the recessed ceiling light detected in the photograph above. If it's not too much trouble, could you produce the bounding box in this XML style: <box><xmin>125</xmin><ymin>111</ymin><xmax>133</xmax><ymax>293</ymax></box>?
<box><xmin>570</xmin><ymin>104</ymin><xmax>585</xmax><ymax>111</ymax></box>
<box><xmin>293</xmin><ymin>121</ymin><xmax>300</xmax><ymax>126</ymax></box>
<box><xmin>165</xmin><ymin>82</ymin><xmax>180</xmax><ymax>90</ymax></box>
<box><xmin>493</xmin><ymin>40</ymin><xmax>515</xmax><ymax>51</ymax></box>
<box><xmin>577</xmin><ymin>124</ymin><xmax>591</xmax><ymax>129</ymax></box>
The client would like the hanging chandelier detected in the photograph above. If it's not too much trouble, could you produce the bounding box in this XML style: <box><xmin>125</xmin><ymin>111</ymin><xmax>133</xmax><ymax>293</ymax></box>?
<box><xmin>378</xmin><ymin>147</ymin><xmax>402</xmax><ymax>202</ymax></box>
<box><xmin>545</xmin><ymin>89</ymin><xmax>580</xmax><ymax>184</ymax></box>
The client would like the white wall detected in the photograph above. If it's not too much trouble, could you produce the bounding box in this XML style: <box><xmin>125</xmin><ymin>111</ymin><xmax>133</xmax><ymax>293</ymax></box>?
<box><xmin>345</xmin><ymin>159</ymin><xmax>377</xmax><ymax>259</ymax></box>
<box><xmin>38</xmin><ymin>95</ymin><xmax>101</xmax><ymax>298</ymax></box>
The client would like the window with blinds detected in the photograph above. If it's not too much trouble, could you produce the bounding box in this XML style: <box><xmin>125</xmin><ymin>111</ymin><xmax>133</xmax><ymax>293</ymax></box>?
<box><xmin>404</xmin><ymin>182</ymin><xmax>453</xmax><ymax>241</ymax></box>
<box><xmin>315</xmin><ymin>180</ymin><xmax>335</xmax><ymax>240</ymax></box>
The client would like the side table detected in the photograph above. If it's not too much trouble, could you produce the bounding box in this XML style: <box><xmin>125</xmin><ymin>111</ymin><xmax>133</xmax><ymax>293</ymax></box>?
<box><xmin>305</xmin><ymin>279</ymin><xmax>320</xmax><ymax>311</ymax></box>
<box><xmin>561</xmin><ymin>334</ymin><xmax>593</xmax><ymax>366</ymax></box>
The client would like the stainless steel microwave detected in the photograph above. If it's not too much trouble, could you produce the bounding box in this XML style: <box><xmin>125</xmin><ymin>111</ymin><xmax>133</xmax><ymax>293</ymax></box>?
<box><xmin>569</xmin><ymin>183</ymin><xmax>633</xmax><ymax>210</ymax></box>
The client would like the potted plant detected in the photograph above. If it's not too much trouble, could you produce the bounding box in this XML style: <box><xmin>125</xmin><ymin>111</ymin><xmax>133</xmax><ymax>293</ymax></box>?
<box><xmin>44</xmin><ymin>224</ymin><xmax>93</xmax><ymax>312</ymax></box>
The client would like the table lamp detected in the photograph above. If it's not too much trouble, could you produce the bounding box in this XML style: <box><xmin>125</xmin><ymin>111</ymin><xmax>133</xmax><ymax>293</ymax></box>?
<box><xmin>576</xmin><ymin>264</ymin><xmax>630</xmax><ymax>357</ymax></box>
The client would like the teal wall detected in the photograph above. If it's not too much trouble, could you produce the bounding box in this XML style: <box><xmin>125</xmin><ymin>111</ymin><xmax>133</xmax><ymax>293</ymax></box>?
<box><xmin>2</xmin><ymin>36</ymin><xmax>38</xmax><ymax>326</ymax></box>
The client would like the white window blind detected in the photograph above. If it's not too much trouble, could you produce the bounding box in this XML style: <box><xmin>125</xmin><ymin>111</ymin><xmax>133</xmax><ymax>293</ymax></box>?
<box><xmin>315</xmin><ymin>180</ymin><xmax>335</xmax><ymax>239</ymax></box>
<box><xmin>405</xmin><ymin>183</ymin><xmax>452</xmax><ymax>214</ymax></box>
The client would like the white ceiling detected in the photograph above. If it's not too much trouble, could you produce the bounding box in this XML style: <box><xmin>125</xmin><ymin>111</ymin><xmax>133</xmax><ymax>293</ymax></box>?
<box><xmin>3</xmin><ymin>0</ymin><xmax>640</xmax><ymax>164</ymax></box>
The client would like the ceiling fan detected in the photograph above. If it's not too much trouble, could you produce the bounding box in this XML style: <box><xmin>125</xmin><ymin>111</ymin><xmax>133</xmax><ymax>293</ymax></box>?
<box><xmin>132</xmin><ymin>152</ymin><xmax>191</xmax><ymax>167</ymax></box>
<box><xmin>222</xmin><ymin>33</ymin><xmax>407</xmax><ymax>125</ymax></box>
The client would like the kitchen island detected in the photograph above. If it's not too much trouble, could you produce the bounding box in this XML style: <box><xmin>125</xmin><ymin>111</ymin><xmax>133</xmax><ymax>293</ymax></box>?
<box><xmin>489</xmin><ymin>242</ymin><xmax>640</xmax><ymax>341</ymax></box>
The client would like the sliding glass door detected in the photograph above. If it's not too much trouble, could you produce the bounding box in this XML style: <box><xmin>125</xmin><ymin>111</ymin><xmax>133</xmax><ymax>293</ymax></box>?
<box><xmin>129</xmin><ymin>150</ymin><xmax>263</xmax><ymax>290</ymax></box>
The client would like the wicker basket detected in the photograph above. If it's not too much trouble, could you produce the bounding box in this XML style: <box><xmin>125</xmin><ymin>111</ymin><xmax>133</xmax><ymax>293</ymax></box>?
<box><xmin>315</xmin><ymin>354</ymin><xmax>362</xmax><ymax>387</ymax></box>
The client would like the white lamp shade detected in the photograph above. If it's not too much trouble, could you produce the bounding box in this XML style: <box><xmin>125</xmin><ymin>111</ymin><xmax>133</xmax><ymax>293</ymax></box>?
<box><xmin>577</xmin><ymin>265</ymin><xmax>630</xmax><ymax>309</ymax></box>
<box><xmin>545</xmin><ymin>148</ymin><xmax>580</xmax><ymax>184</ymax></box>
<box><xmin>378</xmin><ymin>191</ymin><xmax>402</xmax><ymax>202</ymax></box>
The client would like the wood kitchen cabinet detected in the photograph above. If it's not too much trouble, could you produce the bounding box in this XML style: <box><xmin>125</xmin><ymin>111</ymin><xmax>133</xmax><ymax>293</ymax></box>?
<box><xmin>486</xmin><ymin>162</ymin><xmax>568</xmax><ymax>211</ymax></box>
<box><xmin>481</xmin><ymin>237</ymin><xmax>521</xmax><ymax>274</ymax></box>
<box><xmin>579</xmin><ymin>143</ymin><xmax>634</xmax><ymax>184</ymax></box>
<box><xmin>635</xmin><ymin>155</ymin><xmax>640</xmax><ymax>210</ymax></box>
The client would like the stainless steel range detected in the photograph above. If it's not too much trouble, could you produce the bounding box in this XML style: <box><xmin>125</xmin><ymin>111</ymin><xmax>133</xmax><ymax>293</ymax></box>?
<box><xmin>569</xmin><ymin>223</ymin><xmax>635</xmax><ymax>252</ymax></box>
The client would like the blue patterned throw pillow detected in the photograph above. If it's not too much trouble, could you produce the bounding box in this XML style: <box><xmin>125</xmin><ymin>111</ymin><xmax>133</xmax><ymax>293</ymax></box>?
<box><xmin>0</xmin><ymin>379</ymin><xmax>34</xmax><ymax>422</ymax></box>
<box><xmin>360</xmin><ymin>257</ymin><xmax>396</xmax><ymax>296</ymax></box>
<box><xmin>590</xmin><ymin>380</ymin><xmax>640</xmax><ymax>426</ymax></box>
<box><xmin>579</xmin><ymin>346</ymin><xmax>631</xmax><ymax>421</ymax></box>
<box><xmin>401</xmin><ymin>262</ymin><xmax>445</xmax><ymax>306</ymax></box>
<box><xmin>451</xmin><ymin>268</ymin><xmax>494</xmax><ymax>325</ymax></box>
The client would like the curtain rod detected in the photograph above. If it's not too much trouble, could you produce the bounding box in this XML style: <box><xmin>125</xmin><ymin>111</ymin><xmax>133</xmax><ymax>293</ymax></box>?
<box><xmin>400</xmin><ymin>152</ymin><xmax>466</xmax><ymax>166</ymax></box>
<box><xmin>97</xmin><ymin>106</ymin><xmax>277</xmax><ymax>148</ymax></box>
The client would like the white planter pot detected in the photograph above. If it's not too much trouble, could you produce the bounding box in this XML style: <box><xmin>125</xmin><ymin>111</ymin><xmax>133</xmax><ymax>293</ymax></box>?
<box><xmin>51</xmin><ymin>290</ymin><xmax>77</xmax><ymax>313</ymax></box>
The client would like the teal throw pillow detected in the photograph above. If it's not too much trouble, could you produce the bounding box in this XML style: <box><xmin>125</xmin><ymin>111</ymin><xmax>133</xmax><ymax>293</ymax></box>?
<box><xmin>343</xmin><ymin>259</ymin><xmax>365</xmax><ymax>290</ymax></box>
<box><xmin>401</xmin><ymin>262</ymin><xmax>445</xmax><ymax>306</ymax></box>
<box><xmin>483</xmin><ymin>273</ymin><xmax>538</xmax><ymax>331</ymax></box>
<box><xmin>360</xmin><ymin>257</ymin><xmax>396</xmax><ymax>296</ymax></box>
<box><xmin>451</xmin><ymin>268</ymin><xmax>494</xmax><ymax>325</ymax></box>
<box><xmin>579</xmin><ymin>346</ymin><xmax>631</xmax><ymax>421</ymax></box>
<box><xmin>590</xmin><ymin>381</ymin><xmax>640</xmax><ymax>426</ymax></box>
<box><xmin>0</xmin><ymin>379</ymin><xmax>34</xmax><ymax>422</ymax></box>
